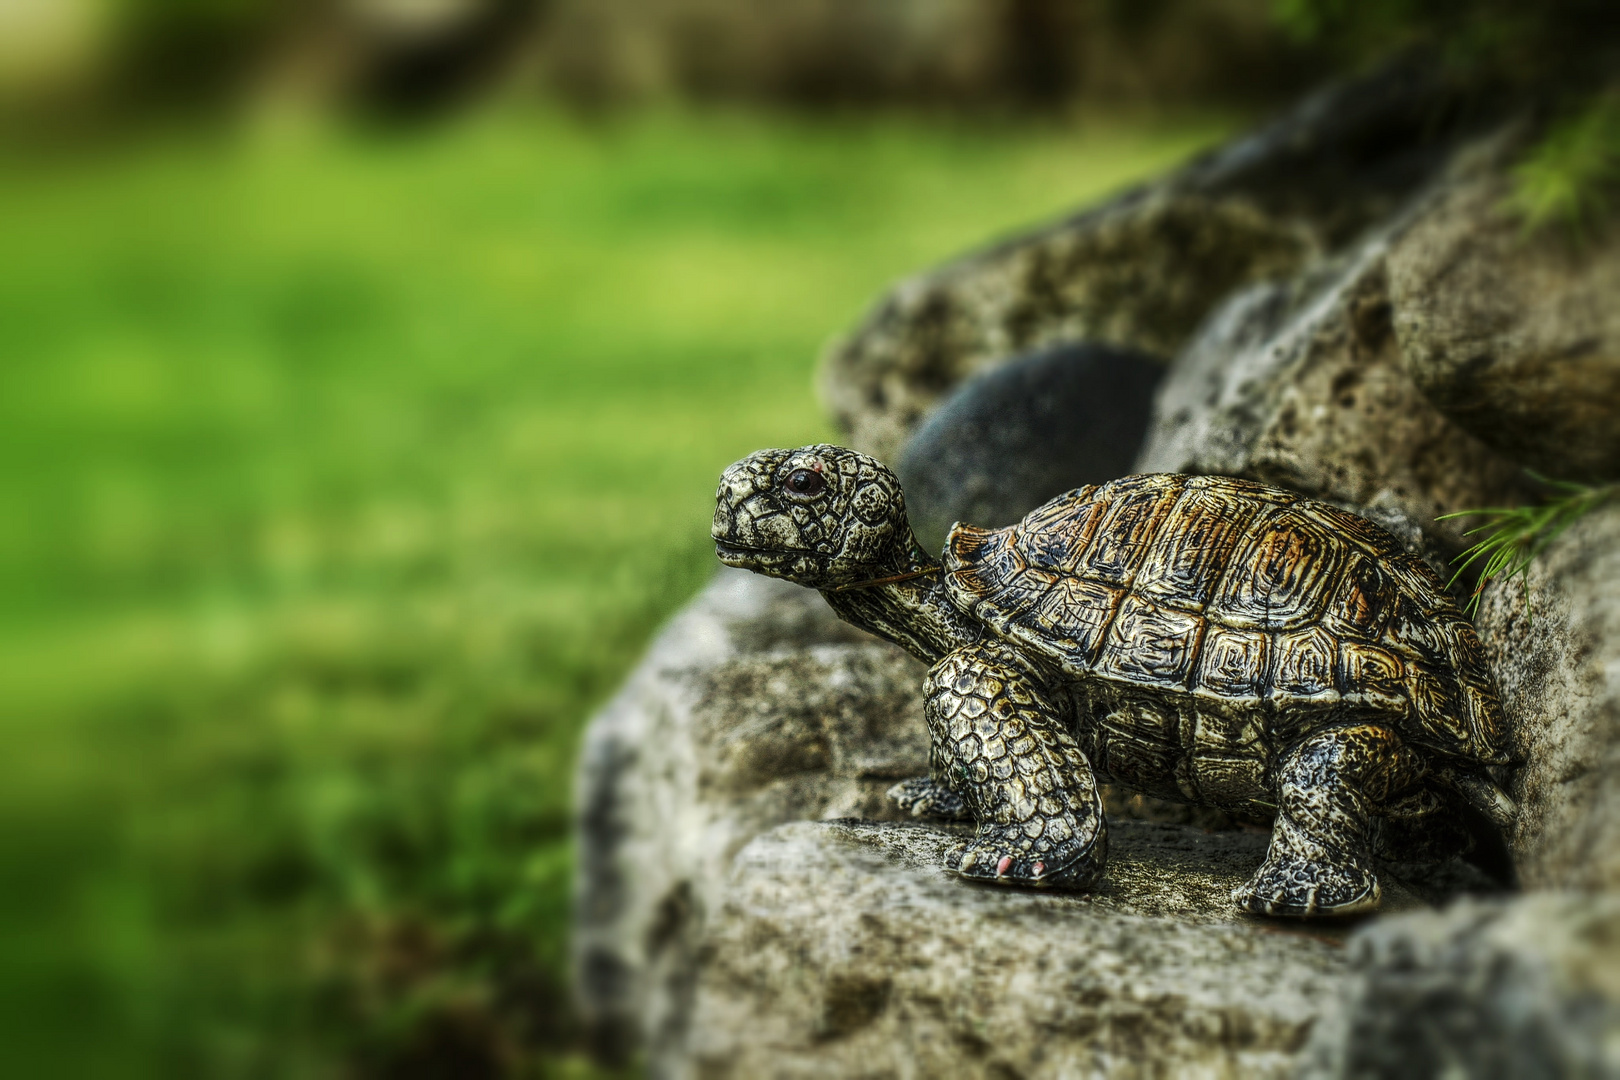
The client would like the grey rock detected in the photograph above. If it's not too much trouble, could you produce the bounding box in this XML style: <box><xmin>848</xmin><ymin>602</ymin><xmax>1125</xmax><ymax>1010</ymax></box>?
<box><xmin>1301</xmin><ymin>893</ymin><xmax>1620</xmax><ymax>1080</ymax></box>
<box><xmin>1389</xmin><ymin>169</ymin><xmax>1620</xmax><ymax>483</ymax></box>
<box><xmin>1475</xmin><ymin>500</ymin><xmax>1620</xmax><ymax>890</ymax></box>
<box><xmin>673</xmin><ymin>819</ymin><xmax>1459</xmax><ymax>1080</ymax></box>
<box><xmin>896</xmin><ymin>341</ymin><xmax>1165</xmax><ymax>555</ymax></box>
<box><xmin>820</xmin><ymin>59</ymin><xmax>1506</xmax><ymax>461</ymax></box>
<box><xmin>1136</xmin><ymin>225</ymin><xmax>1533</xmax><ymax>555</ymax></box>
<box><xmin>572</xmin><ymin>568</ymin><xmax>930</xmax><ymax>1056</ymax></box>
<box><xmin>574</xmin><ymin>568</ymin><xmax>1496</xmax><ymax>1071</ymax></box>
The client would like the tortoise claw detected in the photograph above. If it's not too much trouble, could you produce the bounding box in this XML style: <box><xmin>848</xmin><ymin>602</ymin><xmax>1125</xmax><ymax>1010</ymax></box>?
<box><xmin>948</xmin><ymin>821</ymin><xmax>1105</xmax><ymax>890</ymax></box>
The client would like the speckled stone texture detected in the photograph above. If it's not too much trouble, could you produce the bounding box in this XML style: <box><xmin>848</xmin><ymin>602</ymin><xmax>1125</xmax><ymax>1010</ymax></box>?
<box><xmin>677</xmin><ymin>819</ymin><xmax>1352</xmax><ymax>1080</ymax></box>
<box><xmin>1135</xmin><ymin>222</ymin><xmax>1532</xmax><ymax>555</ymax></box>
<box><xmin>1474</xmin><ymin>502</ymin><xmax>1620</xmax><ymax>890</ymax></box>
<box><xmin>573</xmin><ymin>569</ymin><xmax>929</xmax><ymax>1055</ymax></box>
<box><xmin>818</xmin><ymin>59</ymin><xmax>1504</xmax><ymax>462</ymax></box>
<box><xmin>573</xmin><ymin>567</ymin><xmax>1501</xmax><ymax>1075</ymax></box>
<box><xmin>576</xmin><ymin>65</ymin><xmax>1620</xmax><ymax>1078</ymax></box>
<box><xmin>1301</xmin><ymin>893</ymin><xmax>1620</xmax><ymax>1079</ymax></box>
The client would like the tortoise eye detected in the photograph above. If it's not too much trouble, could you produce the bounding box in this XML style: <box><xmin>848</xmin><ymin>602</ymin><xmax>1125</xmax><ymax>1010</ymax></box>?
<box><xmin>784</xmin><ymin>468</ymin><xmax>826</xmax><ymax>497</ymax></box>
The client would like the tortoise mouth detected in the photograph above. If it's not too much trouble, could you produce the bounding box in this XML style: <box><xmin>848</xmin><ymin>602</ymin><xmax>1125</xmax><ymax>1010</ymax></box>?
<box><xmin>714</xmin><ymin>539</ymin><xmax>820</xmax><ymax>564</ymax></box>
<box><xmin>716</xmin><ymin>537</ymin><xmax>829</xmax><ymax>573</ymax></box>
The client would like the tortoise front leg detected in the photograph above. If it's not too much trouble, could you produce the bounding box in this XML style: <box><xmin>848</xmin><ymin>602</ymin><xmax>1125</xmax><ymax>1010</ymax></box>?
<box><xmin>1235</xmin><ymin>722</ymin><xmax>1424</xmax><ymax>917</ymax></box>
<box><xmin>924</xmin><ymin>642</ymin><xmax>1106</xmax><ymax>889</ymax></box>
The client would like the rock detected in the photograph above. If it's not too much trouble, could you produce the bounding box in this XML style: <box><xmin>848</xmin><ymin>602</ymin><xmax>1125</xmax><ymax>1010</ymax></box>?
<box><xmin>1301</xmin><ymin>893</ymin><xmax>1620</xmax><ymax>1079</ymax></box>
<box><xmin>820</xmin><ymin>59</ymin><xmax>1506</xmax><ymax>461</ymax></box>
<box><xmin>572</xmin><ymin>569</ymin><xmax>929</xmax><ymax>1056</ymax></box>
<box><xmin>1474</xmin><ymin>499</ymin><xmax>1620</xmax><ymax>890</ymax></box>
<box><xmin>1136</xmin><ymin>224</ymin><xmax>1533</xmax><ymax>555</ymax></box>
<box><xmin>677</xmin><ymin>819</ymin><xmax>1348</xmax><ymax>1079</ymax></box>
<box><xmin>1388</xmin><ymin>169</ymin><xmax>1620</xmax><ymax>483</ymax></box>
<box><xmin>669</xmin><ymin>819</ymin><xmax>1498</xmax><ymax>1079</ymax></box>
<box><xmin>574</xmin><ymin>567</ymin><xmax>1503</xmax><ymax>1071</ymax></box>
<box><xmin>896</xmin><ymin>341</ymin><xmax>1165</xmax><ymax>555</ymax></box>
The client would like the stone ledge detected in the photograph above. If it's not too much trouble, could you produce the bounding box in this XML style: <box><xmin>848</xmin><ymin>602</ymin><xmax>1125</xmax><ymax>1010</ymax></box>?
<box><xmin>675</xmin><ymin>819</ymin><xmax>1354</xmax><ymax>1080</ymax></box>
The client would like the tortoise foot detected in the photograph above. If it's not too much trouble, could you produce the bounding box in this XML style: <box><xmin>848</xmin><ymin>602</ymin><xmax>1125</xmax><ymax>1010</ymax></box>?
<box><xmin>1233</xmin><ymin>852</ymin><xmax>1380</xmax><ymax>918</ymax></box>
<box><xmin>887</xmin><ymin>777</ymin><xmax>970</xmax><ymax>820</ymax></box>
<box><xmin>946</xmin><ymin>820</ymin><xmax>1105</xmax><ymax>890</ymax></box>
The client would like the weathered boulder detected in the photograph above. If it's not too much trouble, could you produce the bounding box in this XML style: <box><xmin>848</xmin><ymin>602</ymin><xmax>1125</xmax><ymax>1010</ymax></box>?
<box><xmin>1475</xmin><ymin>500</ymin><xmax>1620</xmax><ymax>890</ymax></box>
<box><xmin>1388</xmin><ymin>169</ymin><xmax>1620</xmax><ymax>483</ymax></box>
<box><xmin>573</xmin><ymin>567</ymin><xmax>1504</xmax><ymax>1074</ymax></box>
<box><xmin>1301</xmin><ymin>893</ymin><xmax>1620</xmax><ymax>1079</ymax></box>
<box><xmin>1135</xmin><ymin>224</ymin><xmax>1533</xmax><ymax>555</ymax></box>
<box><xmin>820</xmin><ymin>60</ymin><xmax>1504</xmax><ymax>461</ymax></box>
<box><xmin>573</xmin><ymin>569</ymin><xmax>929</xmax><ymax>1055</ymax></box>
<box><xmin>575</xmin><ymin>65</ymin><xmax>1620</xmax><ymax>1080</ymax></box>
<box><xmin>676</xmin><ymin>819</ymin><xmax>1351</xmax><ymax>1080</ymax></box>
<box><xmin>896</xmin><ymin>341</ymin><xmax>1164</xmax><ymax>555</ymax></box>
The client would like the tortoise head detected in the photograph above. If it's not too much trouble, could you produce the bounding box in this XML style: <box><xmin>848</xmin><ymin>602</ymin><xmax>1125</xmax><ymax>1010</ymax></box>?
<box><xmin>712</xmin><ymin>445</ymin><xmax>918</xmax><ymax>590</ymax></box>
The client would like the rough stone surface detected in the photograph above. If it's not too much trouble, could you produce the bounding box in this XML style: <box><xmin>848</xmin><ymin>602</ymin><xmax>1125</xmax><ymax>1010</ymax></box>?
<box><xmin>820</xmin><ymin>60</ymin><xmax>1504</xmax><ymax>461</ymax></box>
<box><xmin>672</xmin><ymin>819</ymin><xmax>1495</xmax><ymax>1080</ymax></box>
<box><xmin>677</xmin><ymin>819</ymin><xmax>1350</xmax><ymax>1080</ymax></box>
<box><xmin>573</xmin><ymin>566</ymin><xmax>1500</xmax><ymax>1072</ymax></box>
<box><xmin>1389</xmin><ymin>170</ymin><xmax>1620</xmax><ymax>483</ymax></box>
<box><xmin>576</xmin><ymin>69</ymin><xmax>1620</xmax><ymax>1080</ymax></box>
<box><xmin>1475</xmin><ymin>500</ymin><xmax>1620</xmax><ymax>890</ymax></box>
<box><xmin>896</xmin><ymin>341</ymin><xmax>1164</xmax><ymax>555</ymax></box>
<box><xmin>1301</xmin><ymin>893</ymin><xmax>1620</xmax><ymax>1079</ymax></box>
<box><xmin>1135</xmin><ymin>225</ymin><xmax>1533</xmax><ymax>555</ymax></box>
<box><xmin>573</xmin><ymin>569</ymin><xmax>928</xmax><ymax>1053</ymax></box>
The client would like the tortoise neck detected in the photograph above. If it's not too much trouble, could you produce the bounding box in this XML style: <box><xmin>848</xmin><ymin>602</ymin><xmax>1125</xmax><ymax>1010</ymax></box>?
<box><xmin>820</xmin><ymin>542</ymin><xmax>979</xmax><ymax>665</ymax></box>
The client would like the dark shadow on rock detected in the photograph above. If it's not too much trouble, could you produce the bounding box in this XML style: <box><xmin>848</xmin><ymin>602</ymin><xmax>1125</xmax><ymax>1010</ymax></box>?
<box><xmin>898</xmin><ymin>341</ymin><xmax>1165</xmax><ymax>555</ymax></box>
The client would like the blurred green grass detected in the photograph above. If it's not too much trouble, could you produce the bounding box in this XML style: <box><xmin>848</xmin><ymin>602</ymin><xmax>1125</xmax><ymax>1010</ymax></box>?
<box><xmin>0</xmin><ymin>108</ymin><xmax>1225</xmax><ymax>1076</ymax></box>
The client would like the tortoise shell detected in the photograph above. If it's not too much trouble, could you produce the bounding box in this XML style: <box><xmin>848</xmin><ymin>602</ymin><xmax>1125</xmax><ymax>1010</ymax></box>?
<box><xmin>942</xmin><ymin>473</ymin><xmax>1509</xmax><ymax>766</ymax></box>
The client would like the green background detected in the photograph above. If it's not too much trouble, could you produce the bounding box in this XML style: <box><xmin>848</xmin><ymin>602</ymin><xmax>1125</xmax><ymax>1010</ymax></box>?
<box><xmin>0</xmin><ymin>109</ymin><xmax>1225</xmax><ymax>1075</ymax></box>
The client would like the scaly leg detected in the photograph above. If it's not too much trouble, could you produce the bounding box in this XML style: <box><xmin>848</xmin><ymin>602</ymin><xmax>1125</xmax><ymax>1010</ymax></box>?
<box><xmin>925</xmin><ymin>642</ymin><xmax>1106</xmax><ymax>888</ymax></box>
<box><xmin>1235</xmin><ymin>723</ymin><xmax>1423</xmax><ymax>917</ymax></box>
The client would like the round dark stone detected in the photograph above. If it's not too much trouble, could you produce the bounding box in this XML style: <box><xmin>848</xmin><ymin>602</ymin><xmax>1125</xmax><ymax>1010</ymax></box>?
<box><xmin>897</xmin><ymin>342</ymin><xmax>1166</xmax><ymax>555</ymax></box>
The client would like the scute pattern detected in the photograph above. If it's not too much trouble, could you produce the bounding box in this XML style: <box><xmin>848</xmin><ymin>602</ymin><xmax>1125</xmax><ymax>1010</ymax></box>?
<box><xmin>1196</xmin><ymin>625</ymin><xmax>1269</xmax><ymax>702</ymax></box>
<box><xmin>944</xmin><ymin>473</ymin><xmax>1510</xmax><ymax>766</ymax></box>
<box><xmin>1080</xmin><ymin>475</ymin><xmax>1185</xmax><ymax>587</ymax></box>
<box><xmin>1133</xmin><ymin>487</ymin><xmax>1259</xmax><ymax>611</ymax></box>
<box><xmin>1096</xmin><ymin>597</ymin><xmax>1204</xmax><ymax>690</ymax></box>
<box><xmin>1215</xmin><ymin>512</ymin><xmax>1344</xmax><ymax>631</ymax></box>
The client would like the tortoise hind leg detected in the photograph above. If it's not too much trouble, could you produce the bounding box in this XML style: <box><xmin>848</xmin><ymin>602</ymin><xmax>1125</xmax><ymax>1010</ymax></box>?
<box><xmin>1369</xmin><ymin>784</ymin><xmax>1471</xmax><ymax>865</ymax></box>
<box><xmin>1236</xmin><ymin>722</ymin><xmax>1423</xmax><ymax>917</ymax></box>
<box><xmin>887</xmin><ymin>776</ymin><xmax>971</xmax><ymax>820</ymax></box>
<box><xmin>924</xmin><ymin>642</ymin><xmax>1106</xmax><ymax>889</ymax></box>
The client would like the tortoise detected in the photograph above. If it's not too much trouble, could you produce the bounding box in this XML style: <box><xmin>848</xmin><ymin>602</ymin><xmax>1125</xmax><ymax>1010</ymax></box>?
<box><xmin>712</xmin><ymin>444</ymin><xmax>1517</xmax><ymax>917</ymax></box>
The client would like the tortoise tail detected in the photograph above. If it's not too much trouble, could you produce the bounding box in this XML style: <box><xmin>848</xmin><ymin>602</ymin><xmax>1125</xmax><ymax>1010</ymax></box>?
<box><xmin>1440</xmin><ymin>766</ymin><xmax>1518</xmax><ymax>834</ymax></box>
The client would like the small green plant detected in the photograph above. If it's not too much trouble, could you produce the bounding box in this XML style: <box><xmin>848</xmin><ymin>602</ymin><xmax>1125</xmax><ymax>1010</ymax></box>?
<box><xmin>1440</xmin><ymin>477</ymin><xmax>1619</xmax><ymax>618</ymax></box>
<box><xmin>1507</xmin><ymin>93</ymin><xmax>1620</xmax><ymax>236</ymax></box>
